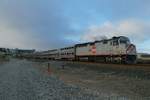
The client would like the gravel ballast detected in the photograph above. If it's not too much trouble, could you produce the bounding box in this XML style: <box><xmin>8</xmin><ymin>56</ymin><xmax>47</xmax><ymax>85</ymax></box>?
<box><xmin>0</xmin><ymin>59</ymin><xmax>105</xmax><ymax>100</ymax></box>
<box><xmin>0</xmin><ymin>59</ymin><xmax>149</xmax><ymax>100</ymax></box>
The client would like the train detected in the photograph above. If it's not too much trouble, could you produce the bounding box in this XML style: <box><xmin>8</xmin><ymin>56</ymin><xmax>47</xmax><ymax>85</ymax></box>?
<box><xmin>33</xmin><ymin>36</ymin><xmax>137</xmax><ymax>64</ymax></box>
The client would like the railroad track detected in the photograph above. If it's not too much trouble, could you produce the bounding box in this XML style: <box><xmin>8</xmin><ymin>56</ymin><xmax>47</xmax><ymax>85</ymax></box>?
<box><xmin>28</xmin><ymin>58</ymin><xmax>150</xmax><ymax>71</ymax></box>
<box><xmin>61</xmin><ymin>60</ymin><xmax>150</xmax><ymax>71</ymax></box>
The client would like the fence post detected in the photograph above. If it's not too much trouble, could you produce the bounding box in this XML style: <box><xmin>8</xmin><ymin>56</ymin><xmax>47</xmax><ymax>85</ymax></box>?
<box><xmin>48</xmin><ymin>63</ymin><xmax>51</xmax><ymax>74</ymax></box>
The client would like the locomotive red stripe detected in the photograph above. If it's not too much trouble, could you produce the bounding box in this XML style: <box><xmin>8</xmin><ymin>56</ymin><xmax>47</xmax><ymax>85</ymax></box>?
<box><xmin>126</xmin><ymin>44</ymin><xmax>135</xmax><ymax>53</ymax></box>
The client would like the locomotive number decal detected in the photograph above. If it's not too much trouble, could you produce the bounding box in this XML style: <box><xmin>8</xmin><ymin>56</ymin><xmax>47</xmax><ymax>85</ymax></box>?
<box><xmin>91</xmin><ymin>45</ymin><xmax>96</xmax><ymax>54</ymax></box>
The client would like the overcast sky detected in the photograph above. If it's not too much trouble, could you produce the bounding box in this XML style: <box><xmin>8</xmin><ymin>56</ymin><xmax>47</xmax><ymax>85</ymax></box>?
<box><xmin>0</xmin><ymin>0</ymin><xmax>150</xmax><ymax>53</ymax></box>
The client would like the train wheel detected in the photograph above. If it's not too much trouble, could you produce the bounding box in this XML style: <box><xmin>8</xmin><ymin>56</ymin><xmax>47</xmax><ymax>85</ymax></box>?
<box><xmin>121</xmin><ymin>56</ymin><xmax>126</xmax><ymax>64</ymax></box>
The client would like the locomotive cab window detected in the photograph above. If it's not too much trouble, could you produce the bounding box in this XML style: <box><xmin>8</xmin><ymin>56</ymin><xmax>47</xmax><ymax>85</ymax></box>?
<box><xmin>120</xmin><ymin>40</ymin><xmax>127</xmax><ymax>44</ymax></box>
<box><xmin>113</xmin><ymin>40</ymin><xmax>119</xmax><ymax>46</ymax></box>
<box><xmin>119</xmin><ymin>37</ymin><xmax>130</xmax><ymax>44</ymax></box>
<box><xmin>103</xmin><ymin>40</ymin><xmax>108</xmax><ymax>44</ymax></box>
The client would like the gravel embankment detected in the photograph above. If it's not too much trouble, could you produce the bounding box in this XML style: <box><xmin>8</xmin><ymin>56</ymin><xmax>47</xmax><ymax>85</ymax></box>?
<box><xmin>36</xmin><ymin>60</ymin><xmax>150</xmax><ymax>100</ymax></box>
<box><xmin>0</xmin><ymin>59</ymin><xmax>149</xmax><ymax>100</ymax></box>
<box><xmin>0</xmin><ymin>59</ymin><xmax>106</xmax><ymax>100</ymax></box>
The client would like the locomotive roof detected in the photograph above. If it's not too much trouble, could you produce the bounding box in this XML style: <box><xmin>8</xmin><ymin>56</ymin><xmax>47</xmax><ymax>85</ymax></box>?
<box><xmin>75</xmin><ymin>36</ymin><xmax>128</xmax><ymax>46</ymax></box>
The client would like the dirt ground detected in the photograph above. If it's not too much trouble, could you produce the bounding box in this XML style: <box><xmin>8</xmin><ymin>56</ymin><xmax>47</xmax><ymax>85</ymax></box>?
<box><xmin>1</xmin><ymin>58</ymin><xmax>149</xmax><ymax>100</ymax></box>
<box><xmin>35</xmin><ymin>60</ymin><xmax>150</xmax><ymax>100</ymax></box>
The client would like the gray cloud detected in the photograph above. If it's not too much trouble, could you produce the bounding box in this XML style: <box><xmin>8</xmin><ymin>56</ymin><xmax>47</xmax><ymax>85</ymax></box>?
<box><xmin>0</xmin><ymin>0</ymin><xmax>150</xmax><ymax>52</ymax></box>
<box><xmin>81</xmin><ymin>19</ymin><xmax>150</xmax><ymax>52</ymax></box>
<box><xmin>0</xmin><ymin>0</ymin><xmax>75</xmax><ymax>50</ymax></box>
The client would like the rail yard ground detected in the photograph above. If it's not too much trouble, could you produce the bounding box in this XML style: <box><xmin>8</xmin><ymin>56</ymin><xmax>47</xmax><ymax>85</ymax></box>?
<box><xmin>0</xmin><ymin>58</ymin><xmax>150</xmax><ymax>100</ymax></box>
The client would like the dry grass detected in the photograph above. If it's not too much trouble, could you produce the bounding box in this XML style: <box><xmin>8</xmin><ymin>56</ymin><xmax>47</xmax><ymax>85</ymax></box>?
<box><xmin>38</xmin><ymin>61</ymin><xmax>150</xmax><ymax>98</ymax></box>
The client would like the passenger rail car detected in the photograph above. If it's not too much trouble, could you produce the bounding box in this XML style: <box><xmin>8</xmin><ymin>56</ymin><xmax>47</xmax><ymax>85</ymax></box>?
<box><xmin>35</xmin><ymin>36</ymin><xmax>137</xmax><ymax>64</ymax></box>
<box><xmin>36</xmin><ymin>49</ymin><xmax>59</xmax><ymax>60</ymax></box>
<box><xmin>60</xmin><ymin>46</ymin><xmax>75</xmax><ymax>60</ymax></box>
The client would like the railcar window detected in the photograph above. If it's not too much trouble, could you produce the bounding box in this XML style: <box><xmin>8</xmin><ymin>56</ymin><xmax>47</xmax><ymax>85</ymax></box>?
<box><xmin>77</xmin><ymin>45</ymin><xmax>85</xmax><ymax>47</ymax></box>
<box><xmin>110</xmin><ymin>42</ymin><xmax>112</xmax><ymax>45</ymax></box>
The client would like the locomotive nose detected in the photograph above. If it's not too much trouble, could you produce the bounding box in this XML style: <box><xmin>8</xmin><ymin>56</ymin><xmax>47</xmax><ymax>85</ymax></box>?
<box><xmin>126</xmin><ymin>44</ymin><xmax>136</xmax><ymax>54</ymax></box>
